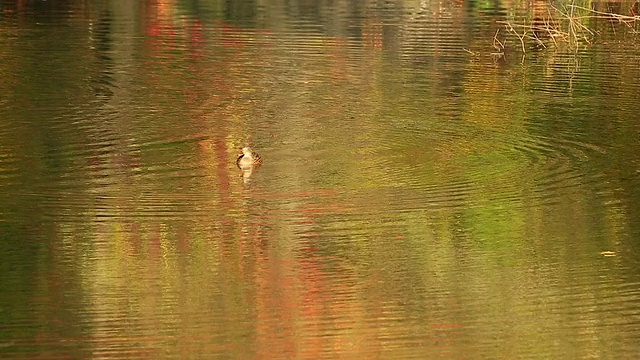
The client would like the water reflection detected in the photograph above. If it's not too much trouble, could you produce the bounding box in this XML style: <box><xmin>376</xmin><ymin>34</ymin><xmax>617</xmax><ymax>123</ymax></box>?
<box><xmin>1</xmin><ymin>0</ymin><xmax>640</xmax><ymax>358</ymax></box>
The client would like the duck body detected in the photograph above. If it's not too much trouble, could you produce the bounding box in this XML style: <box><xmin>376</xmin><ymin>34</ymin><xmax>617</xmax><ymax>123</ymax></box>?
<box><xmin>236</xmin><ymin>147</ymin><xmax>262</xmax><ymax>169</ymax></box>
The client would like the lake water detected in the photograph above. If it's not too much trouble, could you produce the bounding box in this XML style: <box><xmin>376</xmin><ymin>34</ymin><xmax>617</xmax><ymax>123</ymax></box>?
<box><xmin>1</xmin><ymin>0</ymin><xmax>640</xmax><ymax>358</ymax></box>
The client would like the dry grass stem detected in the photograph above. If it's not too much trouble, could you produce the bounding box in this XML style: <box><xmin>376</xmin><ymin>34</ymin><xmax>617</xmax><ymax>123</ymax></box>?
<box><xmin>494</xmin><ymin>1</ymin><xmax>638</xmax><ymax>54</ymax></box>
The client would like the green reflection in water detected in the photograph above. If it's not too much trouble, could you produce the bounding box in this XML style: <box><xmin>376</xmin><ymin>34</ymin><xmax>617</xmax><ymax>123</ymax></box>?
<box><xmin>1</xmin><ymin>0</ymin><xmax>640</xmax><ymax>359</ymax></box>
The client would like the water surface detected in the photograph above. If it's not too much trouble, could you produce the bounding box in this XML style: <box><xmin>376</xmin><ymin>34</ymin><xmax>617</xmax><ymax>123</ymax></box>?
<box><xmin>1</xmin><ymin>0</ymin><xmax>640</xmax><ymax>358</ymax></box>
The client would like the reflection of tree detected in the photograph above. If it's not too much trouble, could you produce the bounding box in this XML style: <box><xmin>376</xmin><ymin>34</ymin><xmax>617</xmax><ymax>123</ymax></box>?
<box><xmin>1</xmin><ymin>0</ymin><xmax>640</xmax><ymax>358</ymax></box>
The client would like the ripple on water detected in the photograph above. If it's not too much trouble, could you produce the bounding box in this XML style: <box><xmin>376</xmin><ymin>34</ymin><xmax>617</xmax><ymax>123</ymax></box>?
<box><xmin>0</xmin><ymin>151</ymin><xmax>22</xmax><ymax>189</ymax></box>
<box><xmin>351</xmin><ymin>109</ymin><xmax>614</xmax><ymax>212</ymax></box>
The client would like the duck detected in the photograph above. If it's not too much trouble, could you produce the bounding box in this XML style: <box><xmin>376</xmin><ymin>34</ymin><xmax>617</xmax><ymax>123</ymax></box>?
<box><xmin>236</xmin><ymin>146</ymin><xmax>262</xmax><ymax>170</ymax></box>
